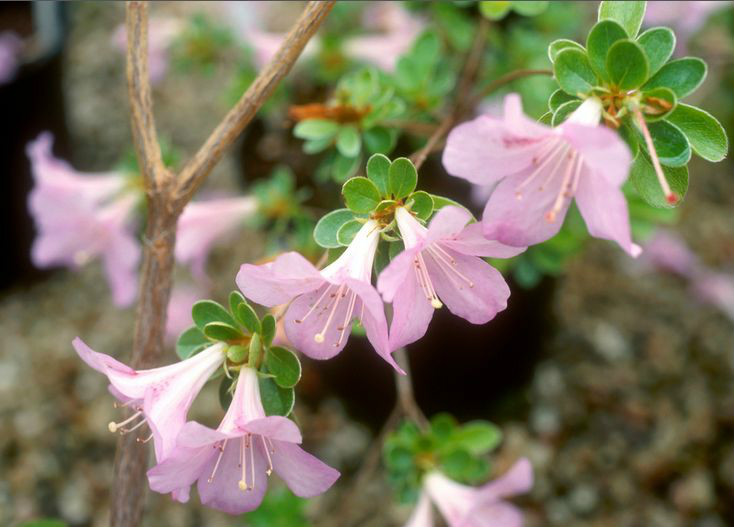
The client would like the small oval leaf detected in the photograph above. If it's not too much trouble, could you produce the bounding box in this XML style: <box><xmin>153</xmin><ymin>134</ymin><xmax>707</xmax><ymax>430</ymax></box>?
<box><xmin>641</xmin><ymin>86</ymin><xmax>677</xmax><ymax>122</ymax></box>
<box><xmin>598</xmin><ymin>0</ymin><xmax>646</xmax><ymax>39</ymax></box>
<box><xmin>553</xmin><ymin>48</ymin><xmax>597</xmax><ymax>96</ymax></box>
<box><xmin>408</xmin><ymin>191</ymin><xmax>434</xmax><ymax>221</ymax></box>
<box><xmin>388</xmin><ymin>157</ymin><xmax>418</xmax><ymax>200</ymax></box>
<box><xmin>203</xmin><ymin>321</ymin><xmax>243</xmax><ymax>341</ymax></box>
<box><xmin>630</xmin><ymin>151</ymin><xmax>688</xmax><ymax>208</ymax></box>
<box><xmin>192</xmin><ymin>300</ymin><xmax>238</xmax><ymax>332</ymax></box>
<box><xmin>343</xmin><ymin>177</ymin><xmax>382</xmax><ymax>213</ymax></box>
<box><xmin>259</xmin><ymin>374</ymin><xmax>295</xmax><ymax>416</ymax></box>
<box><xmin>586</xmin><ymin>20</ymin><xmax>628</xmax><ymax>80</ymax></box>
<box><xmin>552</xmin><ymin>99</ymin><xmax>582</xmax><ymax>126</ymax></box>
<box><xmin>266</xmin><ymin>346</ymin><xmax>302</xmax><ymax>388</ymax></box>
<box><xmin>643</xmin><ymin>57</ymin><xmax>707</xmax><ymax>99</ymax></box>
<box><xmin>366</xmin><ymin>153</ymin><xmax>391</xmax><ymax>197</ymax></box>
<box><xmin>236</xmin><ymin>302</ymin><xmax>261</xmax><ymax>335</ymax></box>
<box><xmin>547</xmin><ymin>39</ymin><xmax>585</xmax><ymax>63</ymax></box>
<box><xmin>261</xmin><ymin>314</ymin><xmax>276</xmax><ymax>348</ymax></box>
<box><xmin>548</xmin><ymin>88</ymin><xmax>578</xmax><ymax>112</ymax></box>
<box><xmin>293</xmin><ymin>119</ymin><xmax>339</xmax><ymax>141</ymax></box>
<box><xmin>336</xmin><ymin>125</ymin><xmax>361</xmax><ymax>158</ymax></box>
<box><xmin>314</xmin><ymin>209</ymin><xmax>355</xmax><ymax>249</ymax></box>
<box><xmin>337</xmin><ymin>219</ymin><xmax>363</xmax><ymax>245</ymax></box>
<box><xmin>176</xmin><ymin>326</ymin><xmax>209</xmax><ymax>359</ymax></box>
<box><xmin>637</xmin><ymin>26</ymin><xmax>675</xmax><ymax>76</ymax></box>
<box><xmin>646</xmin><ymin>120</ymin><xmax>691</xmax><ymax>167</ymax></box>
<box><xmin>607</xmin><ymin>39</ymin><xmax>648</xmax><ymax>90</ymax></box>
<box><xmin>666</xmin><ymin>103</ymin><xmax>728</xmax><ymax>162</ymax></box>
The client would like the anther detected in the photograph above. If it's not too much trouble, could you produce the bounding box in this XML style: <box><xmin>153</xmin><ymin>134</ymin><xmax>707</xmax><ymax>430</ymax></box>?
<box><xmin>108</xmin><ymin>410</ymin><xmax>142</xmax><ymax>433</ymax></box>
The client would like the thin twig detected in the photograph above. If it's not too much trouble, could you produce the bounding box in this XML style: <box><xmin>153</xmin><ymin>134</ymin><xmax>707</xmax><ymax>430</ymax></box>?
<box><xmin>471</xmin><ymin>67</ymin><xmax>553</xmax><ymax>108</ymax></box>
<box><xmin>174</xmin><ymin>1</ymin><xmax>335</xmax><ymax>210</ymax></box>
<box><xmin>394</xmin><ymin>348</ymin><xmax>429</xmax><ymax>431</ymax></box>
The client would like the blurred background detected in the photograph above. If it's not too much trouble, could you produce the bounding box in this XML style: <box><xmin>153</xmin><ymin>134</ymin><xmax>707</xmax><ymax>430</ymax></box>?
<box><xmin>1</xmin><ymin>1</ymin><xmax>733</xmax><ymax>526</ymax></box>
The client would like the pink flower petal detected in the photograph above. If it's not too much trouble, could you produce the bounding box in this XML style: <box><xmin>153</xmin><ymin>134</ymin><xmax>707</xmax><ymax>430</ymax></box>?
<box><xmin>237</xmin><ymin>252</ymin><xmax>324</xmax><ymax>307</ymax></box>
<box><xmin>270</xmin><ymin>440</ymin><xmax>340</xmax><ymax>498</ymax></box>
<box><xmin>242</xmin><ymin>416</ymin><xmax>303</xmax><ymax>444</ymax></box>
<box><xmin>562</xmin><ymin>122</ymin><xmax>631</xmax><ymax>187</ymax></box>
<box><xmin>404</xmin><ymin>490</ymin><xmax>435</xmax><ymax>527</ymax></box>
<box><xmin>443</xmin><ymin>223</ymin><xmax>526</xmax><ymax>258</ymax></box>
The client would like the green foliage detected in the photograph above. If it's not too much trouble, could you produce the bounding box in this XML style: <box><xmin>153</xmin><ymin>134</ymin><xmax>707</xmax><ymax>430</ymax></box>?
<box><xmin>384</xmin><ymin>414</ymin><xmax>502</xmax><ymax>504</ymax></box>
<box><xmin>259</xmin><ymin>374</ymin><xmax>295</xmax><ymax>417</ymax></box>
<box><xmin>408</xmin><ymin>191</ymin><xmax>434</xmax><ymax>221</ymax></box>
<box><xmin>630</xmin><ymin>151</ymin><xmax>689</xmax><ymax>208</ymax></box>
<box><xmin>636</xmin><ymin>27</ymin><xmax>675</xmax><ymax>76</ymax></box>
<box><xmin>176</xmin><ymin>326</ymin><xmax>209</xmax><ymax>360</ymax></box>
<box><xmin>667</xmin><ymin>104</ymin><xmax>728</xmax><ymax>162</ymax></box>
<box><xmin>388</xmin><ymin>158</ymin><xmax>418</xmax><ymax>200</ymax></box>
<box><xmin>606</xmin><ymin>40</ymin><xmax>648</xmax><ymax>90</ymax></box>
<box><xmin>366</xmin><ymin>153</ymin><xmax>391</xmax><ymax>196</ymax></box>
<box><xmin>244</xmin><ymin>486</ymin><xmax>311</xmax><ymax>527</ymax></box>
<box><xmin>598</xmin><ymin>0</ymin><xmax>646</xmax><ymax>38</ymax></box>
<box><xmin>192</xmin><ymin>300</ymin><xmax>239</xmax><ymax>333</ymax></box>
<box><xmin>586</xmin><ymin>20</ymin><xmax>628</xmax><ymax>80</ymax></box>
<box><xmin>644</xmin><ymin>120</ymin><xmax>691</xmax><ymax>167</ymax></box>
<box><xmin>313</xmin><ymin>209</ymin><xmax>356</xmax><ymax>249</ymax></box>
<box><xmin>553</xmin><ymin>48</ymin><xmax>597</xmax><ymax>96</ymax></box>
<box><xmin>479</xmin><ymin>1</ymin><xmax>549</xmax><ymax>20</ymax></box>
<box><xmin>342</xmin><ymin>177</ymin><xmax>382</xmax><ymax>213</ymax></box>
<box><xmin>266</xmin><ymin>346</ymin><xmax>302</xmax><ymax>388</ymax></box>
<box><xmin>643</xmin><ymin>57</ymin><xmax>707</xmax><ymax>98</ymax></box>
<box><xmin>203</xmin><ymin>321</ymin><xmax>243</xmax><ymax>341</ymax></box>
<box><xmin>547</xmin><ymin>39</ymin><xmax>585</xmax><ymax>63</ymax></box>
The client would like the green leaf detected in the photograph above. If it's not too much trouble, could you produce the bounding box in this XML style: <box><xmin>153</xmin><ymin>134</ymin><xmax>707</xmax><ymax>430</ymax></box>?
<box><xmin>314</xmin><ymin>209</ymin><xmax>355</xmax><ymax>249</ymax></box>
<box><xmin>538</xmin><ymin>111</ymin><xmax>553</xmax><ymax>125</ymax></box>
<box><xmin>646</xmin><ymin>120</ymin><xmax>691</xmax><ymax>167</ymax></box>
<box><xmin>431</xmin><ymin>413</ymin><xmax>458</xmax><ymax>440</ymax></box>
<box><xmin>430</xmin><ymin>194</ymin><xmax>471</xmax><ymax>215</ymax></box>
<box><xmin>261</xmin><ymin>314</ymin><xmax>276</xmax><ymax>347</ymax></box>
<box><xmin>342</xmin><ymin>177</ymin><xmax>381</xmax><ymax>213</ymax></box>
<box><xmin>548</xmin><ymin>88</ymin><xmax>578</xmax><ymax>112</ymax></box>
<box><xmin>631</xmin><ymin>151</ymin><xmax>688</xmax><ymax>208</ymax></box>
<box><xmin>366</xmin><ymin>153</ymin><xmax>391</xmax><ymax>197</ymax></box>
<box><xmin>479</xmin><ymin>1</ymin><xmax>511</xmax><ymax>20</ymax></box>
<box><xmin>452</xmin><ymin>421</ymin><xmax>502</xmax><ymax>455</ymax></box>
<box><xmin>176</xmin><ymin>325</ymin><xmax>209</xmax><ymax>359</ymax></box>
<box><xmin>363</xmin><ymin>126</ymin><xmax>396</xmax><ymax>154</ymax></box>
<box><xmin>302</xmin><ymin>137</ymin><xmax>332</xmax><ymax>155</ymax></box>
<box><xmin>192</xmin><ymin>300</ymin><xmax>238</xmax><ymax>331</ymax></box>
<box><xmin>237</xmin><ymin>302</ymin><xmax>261</xmax><ymax>335</ymax></box>
<box><xmin>553</xmin><ymin>48</ymin><xmax>597</xmax><ymax>96</ymax></box>
<box><xmin>259</xmin><ymin>374</ymin><xmax>295</xmax><ymax>416</ymax></box>
<box><xmin>547</xmin><ymin>39</ymin><xmax>585</xmax><ymax>63</ymax></box>
<box><xmin>512</xmin><ymin>0</ymin><xmax>548</xmax><ymax>16</ymax></box>
<box><xmin>552</xmin><ymin>99</ymin><xmax>582</xmax><ymax>126</ymax></box>
<box><xmin>266</xmin><ymin>346</ymin><xmax>302</xmax><ymax>388</ymax></box>
<box><xmin>607</xmin><ymin>39</ymin><xmax>648</xmax><ymax>90</ymax></box>
<box><xmin>643</xmin><ymin>57</ymin><xmax>707</xmax><ymax>98</ymax></box>
<box><xmin>293</xmin><ymin>119</ymin><xmax>339</xmax><ymax>141</ymax></box>
<box><xmin>666</xmin><ymin>103</ymin><xmax>728</xmax><ymax>162</ymax></box>
<box><xmin>598</xmin><ymin>0</ymin><xmax>646</xmax><ymax>38</ymax></box>
<box><xmin>229</xmin><ymin>291</ymin><xmax>246</xmax><ymax>319</ymax></box>
<box><xmin>204</xmin><ymin>321</ymin><xmax>243</xmax><ymax>341</ymax></box>
<box><xmin>337</xmin><ymin>219</ymin><xmax>363</xmax><ymax>245</ymax></box>
<box><xmin>440</xmin><ymin>448</ymin><xmax>473</xmax><ymax>480</ymax></box>
<box><xmin>408</xmin><ymin>191</ymin><xmax>433</xmax><ymax>221</ymax></box>
<box><xmin>637</xmin><ymin>26</ymin><xmax>675</xmax><ymax>76</ymax></box>
<box><xmin>336</xmin><ymin>125</ymin><xmax>361</xmax><ymax>158</ymax></box>
<box><xmin>388</xmin><ymin>157</ymin><xmax>418</xmax><ymax>200</ymax></box>
<box><xmin>586</xmin><ymin>20</ymin><xmax>628</xmax><ymax>79</ymax></box>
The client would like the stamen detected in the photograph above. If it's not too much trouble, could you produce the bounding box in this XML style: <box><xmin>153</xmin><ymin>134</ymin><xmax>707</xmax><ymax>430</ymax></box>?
<box><xmin>635</xmin><ymin>108</ymin><xmax>677</xmax><ymax>204</ymax></box>
<box><xmin>314</xmin><ymin>284</ymin><xmax>345</xmax><ymax>343</ymax></box>
<box><xmin>209</xmin><ymin>439</ymin><xmax>228</xmax><ymax>483</ymax></box>
<box><xmin>545</xmin><ymin>151</ymin><xmax>578</xmax><ymax>223</ymax></box>
<box><xmin>261</xmin><ymin>436</ymin><xmax>274</xmax><ymax>476</ymax></box>
<box><xmin>108</xmin><ymin>410</ymin><xmax>142</xmax><ymax>433</ymax></box>
<box><xmin>427</xmin><ymin>247</ymin><xmax>474</xmax><ymax>289</ymax></box>
<box><xmin>118</xmin><ymin>418</ymin><xmax>147</xmax><ymax>435</ymax></box>
<box><xmin>136</xmin><ymin>433</ymin><xmax>153</xmax><ymax>443</ymax></box>
<box><xmin>238</xmin><ymin>437</ymin><xmax>248</xmax><ymax>491</ymax></box>
<box><xmin>249</xmin><ymin>434</ymin><xmax>255</xmax><ymax>490</ymax></box>
<box><xmin>335</xmin><ymin>291</ymin><xmax>357</xmax><ymax>347</ymax></box>
<box><xmin>295</xmin><ymin>284</ymin><xmax>334</xmax><ymax>324</ymax></box>
<box><xmin>515</xmin><ymin>141</ymin><xmax>569</xmax><ymax>199</ymax></box>
<box><xmin>414</xmin><ymin>255</ymin><xmax>442</xmax><ymax>308</ymax></box>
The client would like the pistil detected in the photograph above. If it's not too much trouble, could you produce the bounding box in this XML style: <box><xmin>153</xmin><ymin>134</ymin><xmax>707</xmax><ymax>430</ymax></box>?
<box><xmin>634</xmin><ymin>107</ymin><xmax>677</xmax><ymax>204</ymax></box>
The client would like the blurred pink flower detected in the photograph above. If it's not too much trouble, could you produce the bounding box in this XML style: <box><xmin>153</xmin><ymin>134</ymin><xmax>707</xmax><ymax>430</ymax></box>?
<box><xmin>404</xmin><ymin>459</ymin><xmax>533</xmax><ymax>527</ymax></box>
<box><xmin>175</xmin><ymin>196</ymin><xmax>258</xmax><ymax>280</ymax></box>
<box><xmin>378</xmin><ymin>206</ymin><xmax>522</xmax><ymax>350</ymax></box>
<box><xmin>443</xmin><ymin>94</ymin><xmax>640</xmax><ymax>257</ymax></box>
<box><xmin>644</xmin><ymin>1</ymin><xmax>729</xmax><ymax>52</ymax></box>
<box><xmin>113</xmin><ymin>18</ymin><xmax>182</xmax><ymax>84</ymax></box>
<box><xmin>641</xmin><ymin>229</ymin><xmax>734</xmax><ymax>322</ymax></box>
<box><xmin>344</xmin><ymin>2</ymin><xmax>424</xmax><ymax>72</ymax></box>
<box><xmin>165</xmin><ymin>283</ymin><xmax>207</xmax><ymax>342</ymax></box>
<box><xmin>27</xmin><ymin>132</ymin><xmax>141</xmax><ymax>306</ymax></box>
<box><xmin>0</xmin><ymin>31</ymin><xmax>22</xmax><ymax>84</ymax></box>
<box><xmin>73</xmin><ymin>337</ymin><xmax>226</xmax><ymax>465</ymax></box>
<box><xmin>237</xmin><ymin>220</ymin><xmax>400</xmax><ymax>372</ymax></box>
<box><xmin>147</xmin><ymin>366</ymin><xmax>339</xmax><ymax>512</ymax></box>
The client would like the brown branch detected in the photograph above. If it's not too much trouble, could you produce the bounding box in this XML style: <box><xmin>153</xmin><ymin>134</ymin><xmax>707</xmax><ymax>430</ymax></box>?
<box><xmin>125</xmin><ymin>1</ymin><xmax>168</xmax><ymax>191</ymax></box>
<box><xmin>174</xmin><ymin>1</ymin><xmax>335</xmax><ymax>210</ymax></box>
<box><xmin>111</xmin><ymin>2</ymin><xmax>333</xmax><ymax>525</ymax></box>
<box><xmin>394</xmin><ymin>348</ymin><xmax>428</xmax><ymax>431</ymax></box>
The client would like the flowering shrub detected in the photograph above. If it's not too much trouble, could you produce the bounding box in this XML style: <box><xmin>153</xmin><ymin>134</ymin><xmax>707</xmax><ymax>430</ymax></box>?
<box><xmin>24</xmin><ymin>1</ymin><xmax>730</xmax><ymax>525</ymax></box>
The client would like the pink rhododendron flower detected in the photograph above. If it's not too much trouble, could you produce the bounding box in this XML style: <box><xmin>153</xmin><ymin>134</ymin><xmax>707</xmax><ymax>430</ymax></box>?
<box><xmin>113</xmin><ymin>18</ymin><xmax>181</xmax><ymax>84</ymax></box>
<box><xmin>344</xmin><ymin>2</ymin><xmax>424</xmax><ymax>72</ymax></box>
<box><xmin>147</xmin><ymin>366</ymin><xmax>339</xmax><ymax>512</ymax></box>
<box><xmin>378</xmin><ymin>206</ymin><xmax>523</xmax><ymax>349</ymax></box>
<box><xmin>443</xmin><ymin>94</ymin><xmax>640</xmax><ymax>257</ymax></box>
<box><xmin>27</xmin><ymin>132</ymin><xmax>142</xmax><ymax>306</ymax></box>
<box><xmin>176</xmin><ymin>196</ymin><xmax>258</xmax><ymax>280</ymax></box>
<box><xmin>404</xmin><ymin>459</ymin><xmax>533</xmax><ymax>527</ymax></box>
<box><xmin>72</xmin><ymin>337</ymin><xmax>226</xmax><ymax>463</ymax></box>
<box><xmin>0</xmin><ymin>31</ymin><xmax>22</xmax><ymax>85</ymax></box>
<box><xmin>237</xmin><ymin>220</ymin><xmax>400</xmax><ymax>371</ymax></box>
